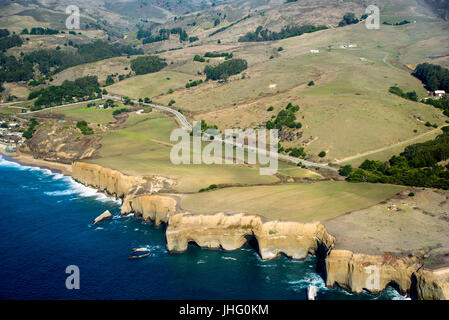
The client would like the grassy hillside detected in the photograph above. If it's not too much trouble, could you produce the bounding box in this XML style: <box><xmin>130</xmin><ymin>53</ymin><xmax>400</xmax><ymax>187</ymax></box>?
<box><xmin>181</xmin><ymin>182</ymin><xmax>405</xmax><ymax>222</ymax></box>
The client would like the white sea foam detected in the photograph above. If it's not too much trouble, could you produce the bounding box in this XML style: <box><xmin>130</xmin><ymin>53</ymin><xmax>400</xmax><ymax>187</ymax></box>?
<box><xmin>222</xmin><ymin>256</ymin><xmax>237</xmax><ymax>261</ymax></box>
<box><xmin>0</xmin><ymin>155</ymin><xmax>121</xmax><ymax>204</ymax></box>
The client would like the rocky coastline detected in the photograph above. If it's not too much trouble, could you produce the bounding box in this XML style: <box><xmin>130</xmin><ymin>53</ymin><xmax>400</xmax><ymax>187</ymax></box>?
<box><xmin>70</xmin><ymin>161</ymin><xmax>449</xmax><ymax>300</ymax></box>
<box><xmin>2</xmin><ymin>148</ymin><xmax>448</xmax><ymax>300</ymax></box>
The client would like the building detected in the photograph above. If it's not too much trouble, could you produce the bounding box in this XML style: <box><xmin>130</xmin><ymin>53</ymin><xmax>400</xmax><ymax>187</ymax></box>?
<box><xmin>434</xmin><ymin>90</ymin><xmax>446</xmax><ymax>98</ymax></box>
<box><xmin>310</xmin><ymin>49</ymin><xmax>320</xmax><ymax>54</ymax></box>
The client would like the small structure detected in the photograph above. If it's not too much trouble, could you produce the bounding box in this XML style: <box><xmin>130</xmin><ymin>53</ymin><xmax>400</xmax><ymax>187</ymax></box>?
<box><xmin>310</xmin><ymin>49</ymin><xmax>320</xmax><ymax>54</ymax></box>
<box><xmin>388</xmin><ymin>204</ymin><xmax>399</xmax><ymax>212</ymax></box>
<box><xmin>434</xmin><ymin>90</ymin><xmax>446</xmax><ymax>98</ymax></box>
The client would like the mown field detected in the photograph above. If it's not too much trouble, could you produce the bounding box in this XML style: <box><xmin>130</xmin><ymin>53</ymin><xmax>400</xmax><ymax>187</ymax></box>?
<box><xmin>181</xmin><ymin>181</ymin><xmax>405</xmax><ymax>222</ymax></box>
<box><xmin>85</xmin><ymin>110</ymin><xmax>279</xmax><ymax>193</ymax></box>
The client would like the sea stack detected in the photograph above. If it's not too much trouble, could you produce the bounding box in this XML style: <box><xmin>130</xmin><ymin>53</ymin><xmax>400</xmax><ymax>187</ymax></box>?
<box><xmin>93</xmin><ymin>210</ymin><xmax>112</xmax><ymax>225</ymax></box>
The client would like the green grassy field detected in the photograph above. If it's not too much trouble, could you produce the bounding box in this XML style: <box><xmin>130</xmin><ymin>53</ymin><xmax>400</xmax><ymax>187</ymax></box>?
<box><xmin>107</xmin><ymin>70</ymin><xmax>203</xmax><ymax>99</ymax></box>
<box><xmin>181</xmin><ymin>181</ymin><xmax>405</xmax><ymax>222</ymax></box>
<box><xmin>87</xmin><ymin>112</ymin><xmax>279</xmax><ymax>192</ymax></box>
<box><xmin>40</xmin><ymin>102</ymin><xmax>123</xmax><ymax>124</ymax></box>
<box><xmin>189</xmin><ymin>22</ymin><xmax>447</xmax><ymax>162</ymax></box>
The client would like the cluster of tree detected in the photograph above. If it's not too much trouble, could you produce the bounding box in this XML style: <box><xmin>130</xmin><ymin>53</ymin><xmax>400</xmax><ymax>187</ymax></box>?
<box><xmin>338</xmin><ymin>13</ymin><xmax>359</xmax><ymax>27</ymax></box>
<box><xmin>0</xmin><ymin>53</ymin><xmax>33</xmax><ymax>83</ymax></box>
<box><xmin>0</xmin><ymin>29</ymin><xmax>10</xmax><ymax>38</ymax></box>
<box><xmin>238</xmin><ymin>24</ymin><xmax>327</xmax><ymax>42</ymax></box>
<box><xmin>346</xmin><ymin>130</ymin><xmax>449</xmax><ymax>189</ymax></box>
<box><xmin>423</xmin><ymin>97</ymin><xmax>449</xmax><ymax>117</ymax></box>
<box><xmin>199</xmin><ymin>184</ymin><xmax>218</xmax><ymax>193</ymax></box>
<box><xmin>193</xmin><ymin>54</ymin><xmax>205</xmax><ymax>62</ymax></box>
<box><xmin>204</xmin><ymin>52</ymin><xmax>233</xmax><ymax>59</ymax></box>
<box><xmin>0</xmin><ymin>35</ymin><xmax>23</xmax><ymax>51</ymax></box>
<box><xmin>389</xmin><ymin>86</ymin><xmax>418</xmax><ymax>101</ymax></box>
<box><xmin>29</xmin><ymin>76</ymin><xmax>101</xmax><ymax>108</ymax></box>
<box><xmin>21</xmin><ymin>28</ymin><xmax>59</xmax><ymax>35</ymax></box>
<box><xmin>285</xmin><ymin>147</ymin><xmax>306</xmax><ymax>158</ymax></box>
<box><xmin>209</xmin><ymin>15</ymin><xmax>251</xmax><ymax>37</ymax></box>
<box><xmin>413</xmin><ymin>63</ymin><xmax>449</xmax><ymax>92</ymax></box>
<box><xmin>169</xmin><ymin>28</ymin><xmax>188</xmax><ymax>42</ymax></box>
<box><xmin>1</xmin><ymin>41</ymin><xmax>142</xmax><ymax>82</ymax></box>
<box><xmin>76</xmin><ymin>120</ymin><xmax>94</xmax><ymax>135</ymax></box>
<box><xmin>266</xmin><ymin>103</ymin><xmax>302</xmax><ymax>130</ymax></box>
<box><xmin>112</xmin><ymin>108</ymin><xmax>130</xmax><ymax>116</ymax></box>
<box><xmin>200</xmin><ymin>120</ymin><xmax>218</xmax><ymax>132</ymax></box>
<box><xmin>185</xmin><ymin>79</ymin><xmax>203</xmax><ymax>88</ymax></box>
<box><xmin>189</xmin><ymin>36</ymin><xmax>199</xmax><ymax>43</ymax></box>
<box><xmin>105</xmin><ymin>75</ymin><xmax>115</xmax><ymax>86</ymax></box>
<box><xmin>140</xmin><ymin>27</ymin><xmax>188</xmax><ymax>44</ymax></box>
<box><xmin>23</xmin><ymin>118</ymin><xmax>39</xmax><ymax>139</ymax></box>
<box><xmin>383</xmin><ymin>20</ymin><xmax>410</xmax><ymax>26</ymax></box>
<box><xmin>204</xmin><ymin>59</ymin><xmax>248</xmax><ymax>80</ymax></box>
<box><xmin>130</xmin><ymin>56</ymin><xmax>167</xmax><ymax>75</ymax></box>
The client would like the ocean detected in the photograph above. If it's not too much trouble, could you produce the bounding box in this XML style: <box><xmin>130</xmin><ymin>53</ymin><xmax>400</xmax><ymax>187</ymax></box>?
<box><xmin>0</xmin><ymin>154</ymin><xmax>408</xmax><ymax>300</ymax></box>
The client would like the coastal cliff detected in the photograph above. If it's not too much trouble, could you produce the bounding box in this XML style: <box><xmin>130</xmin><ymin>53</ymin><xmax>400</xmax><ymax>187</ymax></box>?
<box><xmin>72</xmin><ymin>162</ymin><xmax>176</xmax><ymax>199</ymax></box>
<box><xmin>414</xmin><ymin>268</ymin><xmax>449</xmax><ymax>300</ymax></box>
<box><xmin>325</xmin><ymin>250</ymin><xmax>421</xmax><ymax>295</ymax></box>
<box><xmin>166</xmin><ymin>213</ymin><xmax>334</xmax><ymax>260</ymax></box>
<box><xmin>72</xmin><ymin>162</ymin><xmax>143</xmax><ymax>198</ymax></box>
<box><xmin>70</xmin><ymin>161</ymin><xmax>449</xmax><ymax>299</ymax></box>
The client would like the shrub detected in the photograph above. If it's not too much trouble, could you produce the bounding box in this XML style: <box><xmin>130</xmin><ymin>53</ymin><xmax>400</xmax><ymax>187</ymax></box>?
<box><xmin>318</xmin><ymin>151</ymin><xmax>326</xmax><ymax>158</ymax></box>
<box><xmin>112</xmin><ymin>108</ymin><xmax>130</xmax><ymax>116</ymax></box>
<box><xmin>76</xmin><ymin>120</ymin><xmax>94</xmax><ymax>135</ymax></box>
<box><xmin>204</xmin><ymin>59</ymin><xmax>248</xmax><ymax>80</ymax></box>
<box><xmin>130</xmin><ymin>56</ymin><xmax>167</xmax><ymax>75</ymax></box>
<box><xmin>338</xmin><ymin>165</ymin><xmax>353</xmax><ymax>176</ymax></box>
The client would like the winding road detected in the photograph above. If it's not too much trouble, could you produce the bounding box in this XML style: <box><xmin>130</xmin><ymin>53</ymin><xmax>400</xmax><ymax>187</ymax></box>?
<box><xmin>104</xmin><ymin>95</ymin><xmax>337</xmax><ymax>171</ymax></box>
<box><xmin>9</xmin><ymin>94</ymin><xmax>337</xmax><ymax>171</ymax></box>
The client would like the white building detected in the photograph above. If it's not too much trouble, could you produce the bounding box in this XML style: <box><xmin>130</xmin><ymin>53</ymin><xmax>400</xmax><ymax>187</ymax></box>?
<box><xmin>310</xmin><ymin>49</ymin><xmax>320</xmax><ymax>54</ymax></box>
<box><xmin>434</xmin><ymin>90</ymin><xmax>446</xmax><ymax>98</ymax></box>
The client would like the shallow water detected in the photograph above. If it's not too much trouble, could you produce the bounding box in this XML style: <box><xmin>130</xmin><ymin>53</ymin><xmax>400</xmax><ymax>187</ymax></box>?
<box><xmin>0</xmin><ymin>155</ymin><xmax>408</xmax><ymax>300</ymax></box>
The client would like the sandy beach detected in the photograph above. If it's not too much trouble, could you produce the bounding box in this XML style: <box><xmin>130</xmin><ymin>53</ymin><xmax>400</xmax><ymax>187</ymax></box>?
<box><xmin>0</xmin><ymin>145</ymin><xmax>72</xmax><ymax>175</ymax></box>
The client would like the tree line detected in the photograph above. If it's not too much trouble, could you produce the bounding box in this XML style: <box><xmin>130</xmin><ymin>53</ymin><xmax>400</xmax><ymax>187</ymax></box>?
<box><xmin>413</xmin><ymin>63</ymin><xmax>449</xmax><ymax>92</ymax></box>
<box><xmin>130</xmin><ymin>56</ymin><xmax>167</xmax><ymax>75</ymax></box>
<box><xmin>204</xmin><ymin>59</ymin><xmax>248</xmax><ymax>80</ymax></box>
<box><xmin>238</xmin><ymin>24</ymin><xmax>328</xmax><ymax>42</ymax></box>
<box><xmin>0</xmin><ymin>41</ymin><xmax>142</xmax><ymax>84</ymax></box>
<box><xmin>139</xmin><ymin>28</ymin><xmax>188</xmax><ymax>44</ymax></box>
<box><xmin>0</xmin><ymin>34</ymin><xmax>23</xmax><ymax>51</ymax></box>
<box><xmin>346</xmin><ymin>129</ymin><xmax>449</xmax><ymax>189</ymax></box>
<box><xmin>29</xmin><ymin>76</ymin><xmax>101</xmax><ymax>109</ymax></box>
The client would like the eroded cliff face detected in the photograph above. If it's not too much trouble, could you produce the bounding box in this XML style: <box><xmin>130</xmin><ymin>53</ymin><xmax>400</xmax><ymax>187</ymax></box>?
<box><xmin>121</xmin><ymin>194</ymin><xmax>178</xmax><ymax>226</ymax></box>
<box><xmin>72</xmin><ymin>162</ymin><xmax>143</xmax><ymax>198</ymax></box>
<box><xmin>325</xmin><ymin>250</ymin><xmax>421</xmax><ymax>295</ymax></box>
<box><xmin>70</xmin><ymin>161</ymin><xmax>449</xmax><ymax>299</ymax></box>
<box><xmin>165</xmin><ymin>212</ymin><xmax>335</xmax><ymax>260</ymax></box>
<box><xmin>72</xmin><ymin>162</ymin><xmax>176</xmax><ymax>199</ymax></box>
<box><xmin>414</xmin><ymin>268</ymin><xmax>449</xmax><ymax>300</ymax></box>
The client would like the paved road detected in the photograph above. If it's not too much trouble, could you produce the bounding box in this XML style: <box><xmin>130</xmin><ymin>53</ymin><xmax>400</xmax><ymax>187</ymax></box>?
<box><xmin>23</xmin><ymin>99</ymin><xmax>103</xmax><ymax>115</ymax></box>
<box><xmin>13</xmin><ymin>94</ymin><xmax>337</xmax><ymax>171</ymax></box>
<box><xmin>104</xmin><ymin>95</ymin><xmax>192</xmax><ymax>130</ymax></box>
<box><xmin>104</xmin><ymin>95</ymin><xmax>337</xmax><ymax>171</ymax></box>
<box><xmin>335</xmin><ymin>125</ymin><xmax>445</xmax><ymax>164</ymax></box>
